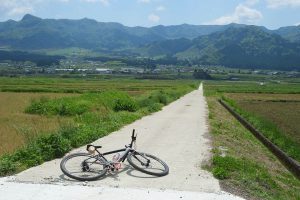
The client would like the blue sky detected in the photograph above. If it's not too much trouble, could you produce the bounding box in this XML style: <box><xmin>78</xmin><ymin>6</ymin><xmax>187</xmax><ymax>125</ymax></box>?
<box><xmin>0</xmin><ymin>0</ymin><xmax>299</xmax><ymax>29</ymax></box>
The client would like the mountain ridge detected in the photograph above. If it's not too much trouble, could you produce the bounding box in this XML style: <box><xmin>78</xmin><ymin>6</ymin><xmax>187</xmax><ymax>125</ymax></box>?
<box><xmin>0</xmin><ymin>14</ymin><xmax>300</xmax><ymax>70</ymax></box>
<box><xmin>140</xmin><ymin>26</ymin><xmax>300</xmax><ymax>70</ymax></box>
<box><xmin>1</xmin><ymin>14</ymin><xmax>299</xmax><ymax>50</ymax></box>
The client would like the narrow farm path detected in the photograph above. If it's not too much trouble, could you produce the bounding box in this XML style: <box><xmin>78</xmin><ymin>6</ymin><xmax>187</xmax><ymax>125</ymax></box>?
<box><xmin>0</xmin><ymin>84</ymin><xmax>243</xmax><ymax>199</ymax></box>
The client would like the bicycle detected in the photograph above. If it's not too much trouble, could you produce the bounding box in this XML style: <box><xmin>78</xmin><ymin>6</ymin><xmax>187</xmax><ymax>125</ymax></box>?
<box><xmin>60</xmin><ymin>129</ymin><xmax>169</xmax><ymax>181</ymax></box>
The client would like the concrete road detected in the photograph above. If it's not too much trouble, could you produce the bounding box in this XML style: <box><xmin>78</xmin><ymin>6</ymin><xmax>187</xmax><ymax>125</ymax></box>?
<box><xmin>1</xmin><ymin>84</ymin><xmax>244</xmax><ymax>199</ymax></box>
<box><xmin>0</xmin><ymin>177</ymin><xmax>243</xmax><ymax>200</ymax></box>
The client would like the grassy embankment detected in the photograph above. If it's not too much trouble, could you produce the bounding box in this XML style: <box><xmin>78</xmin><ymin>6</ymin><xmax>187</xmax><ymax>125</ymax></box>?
<box><xmin>0</xmin><ymin>77</ymin><xmax>198</xmax><ymax>176</ymax></box>
<box><xmin>204</xmin><ymin>81</ymin><xmax>300</xmax><ymax>200</ymax></box>
<box><xmin>223</xmin><ymin>93</ymin><xmax>300</xmax><ymax>162</ymax></box>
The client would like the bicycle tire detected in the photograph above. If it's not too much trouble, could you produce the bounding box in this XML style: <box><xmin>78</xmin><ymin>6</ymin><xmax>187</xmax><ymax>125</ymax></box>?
<box><xmin>60</xmin><ymin>153</ymin><xmax>107</xmax><ymax>181</ymax></box>
<box><xmin>127</xmin><ymin>152</ymin><xmax>169</xmax><ymax>177</ymax></box>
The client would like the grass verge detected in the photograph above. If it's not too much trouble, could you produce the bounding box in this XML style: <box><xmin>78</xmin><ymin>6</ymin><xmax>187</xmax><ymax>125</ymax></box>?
<box><xmin>221</xmin><ymin>96</ymin><xmax>300</xmax><ymax>163</ymax></box>
<box><xmin>206</xmin><ymin>97</ymin><xmax>300</xmax><ymax>200</ymax></box>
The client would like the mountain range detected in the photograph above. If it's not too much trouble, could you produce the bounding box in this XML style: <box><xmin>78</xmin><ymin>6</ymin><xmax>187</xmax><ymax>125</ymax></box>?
<box><xmin>0</xmin><ymin>14</ymin><xmax>300</xmax><ymax>70</ymax></box>
<box><xmin>141</xmin><ymin>26</ymin><xmax>300</xmax><ymax>70</ymax></box>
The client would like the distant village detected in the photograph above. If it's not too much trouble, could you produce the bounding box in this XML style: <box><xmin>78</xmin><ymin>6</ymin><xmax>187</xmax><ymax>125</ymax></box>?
<box><xmin>0</xmin><ymin>59</ymin><xmax>195</xmax><ymax>76</ymax></box>
<box><xmin>0</xmin><ymin>58</ymin><xmax>299</xmax><ymax>79</ymax></box>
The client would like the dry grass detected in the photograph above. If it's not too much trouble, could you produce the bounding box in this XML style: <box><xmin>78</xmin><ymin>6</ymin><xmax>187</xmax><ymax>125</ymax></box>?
<box><xmin>0</xmin><ymin>78</ymin><xmax>198</xmax><ymax>156</ymax></box>
<box><xmin>239</xmin><ymin>102</ymin><xmax>300</xmax><ymax>144</ymax></box>
<box><xmin>0</xmin><ymin>92</ymin><xmax>76</xmax><ymax>155</ymax></box>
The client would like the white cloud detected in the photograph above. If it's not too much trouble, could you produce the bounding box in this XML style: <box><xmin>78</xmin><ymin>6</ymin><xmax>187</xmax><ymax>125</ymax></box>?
<box><xmin>245</xmin><ymin>0</ymin><xmax>260</xmax><ymax>6</ymax></box>
<box><xmin>148</xmin><ymin>13</ymin><xmax>160</xmax><ymax>23</ymax></box>
<box><xmin>0</xmin><ymin>0</ymin><xmax>108</xmax><ymax>19</ymax></box>
<box><xmin>208</xmin><ymin>4</ymin><xmax>263</xmax><ymax>25</ymax></box>
<box><xmin>295</xmin><ymin>22</ymin><xmax>300</xmax><ymax>26</ymax></box>
<box><xmin>138</xmin><ymin>0</ymin><xmax>151</xmax><ymax>3</ymax></box>
<box><xmin>81</xmin><ymin>0</ymin><xmax>110</xmax><ymax>6</ymax></box>
<box><xmin>266</xmin><ymin>0</ymin><xmax>300</xmax><ymax>8</ymax></box>
<box><xmin>156</xmin><ymin>6</ymin><xmax>165</xmax><ymax>11</ymax></box>
<box><xmin>7</xmin><ymin>6</ymin><xmax>33</xmax><ymax>16</ymax></box>
<box><xmin>99</xmin><ymin>0</ymin><xmax>110</xmax><ymax>6</ymax></box>
<box><xmin>0</xmin><ymin>0</ymin><xmax>41</xmax><ymax>17</ymax></box>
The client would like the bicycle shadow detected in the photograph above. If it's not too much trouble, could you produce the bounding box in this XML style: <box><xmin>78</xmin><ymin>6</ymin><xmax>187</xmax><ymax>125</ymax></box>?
<box><xmin>107</xmin><ymin>163</ymin><xmax>160</xmax><ymax>179</ymax></box>
<box><xmin>59</xmin><ymin>162</ymin><xmax>162</xmax><ymax>183</ymax></box>
<box><xmin>59</xmin><ymin>173</ymin><xmax>107</xmax><ymax>182</ymax></box>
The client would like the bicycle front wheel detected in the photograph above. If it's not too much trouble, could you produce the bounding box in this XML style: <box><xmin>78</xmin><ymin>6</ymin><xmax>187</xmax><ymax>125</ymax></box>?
<box><xmin>60</xmin><ymin>153</ymin><xmax>107</xmax><ymax>181</ymax></box>
<box><xmin>127</xmin><ymin>152</ymin><xmax>169</xmax><ymax>177</ymax></box>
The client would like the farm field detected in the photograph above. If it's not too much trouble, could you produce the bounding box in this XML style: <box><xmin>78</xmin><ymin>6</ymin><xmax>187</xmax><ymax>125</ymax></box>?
<box><xmin>225</xmin><ymin>93</ymin><xmax>300</xmax><ymax>145</ymax></box>
<box><xmin>0</xmin><ymin>77</ymin><xmax>191</xmax><ymax>94</ymax></box>
<box><xmin>0</xmin><ymin>92</ymin><xmax>77</xmax><ymax>155</ymax></box>
<box><xmin>204</xmin><ymin>80</ymin><xmax>300</xmax><ymax>200</ymax></box>
<box><xmin>0</xmin><ymin>76</ymin><xmax>198</xmax><ymax>176</ymax></box>
<box><xmin>204</xmin><ymin>81</ymin><xmax>300</xmax><ymax>96</ymax></box>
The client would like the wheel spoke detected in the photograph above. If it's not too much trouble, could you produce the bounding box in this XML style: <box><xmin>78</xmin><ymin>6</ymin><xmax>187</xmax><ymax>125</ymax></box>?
<box><xmin>128</xmin><ymin>152</ymin><xmax>169</xmax><ymax>176</ymax></box>
<box><xmin>61</xmin><ymin>153</ymin><xmax>107</xmax><ymax>181</ymax></box>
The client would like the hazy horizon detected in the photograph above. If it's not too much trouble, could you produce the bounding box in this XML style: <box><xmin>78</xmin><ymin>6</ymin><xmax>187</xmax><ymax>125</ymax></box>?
<box><xmin>1</xmin><ymin>13</ymin><xmax>299</xmax><ymax>31</ymax></box>
<box><xmin>0</xmin><ymin>0</ymin><xmax>299</xmax><ymax>29</ymax></box>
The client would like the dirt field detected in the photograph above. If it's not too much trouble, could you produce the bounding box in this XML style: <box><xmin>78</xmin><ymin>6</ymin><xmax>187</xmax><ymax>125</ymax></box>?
<box><xmin>226</xmin><ymin>93</ymin><xmax>300</xmax><ymax>101</ymax></box>
<box><xmin>225</xmin><ymin>93</ymin><xmax>300</xmax><ymax>145</ymax></box>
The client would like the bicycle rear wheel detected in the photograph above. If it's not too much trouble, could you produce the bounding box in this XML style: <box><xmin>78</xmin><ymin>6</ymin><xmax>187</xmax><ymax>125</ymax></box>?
<box><xmin>127</xmin><ymin>152</ymin><xmax>169</xmax><ymax>177</ymax></box>
<box><xmin>60</xmin><ymin>153</ymin><xmax>107</xmax><ymax>181</ymax></box>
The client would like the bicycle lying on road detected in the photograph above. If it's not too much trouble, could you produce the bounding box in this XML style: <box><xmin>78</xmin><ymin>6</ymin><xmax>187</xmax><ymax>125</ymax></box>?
<box><xmin>60</xmin><ymin>129</ymin><xmax>169</xmax><ymax>181</ymax></box>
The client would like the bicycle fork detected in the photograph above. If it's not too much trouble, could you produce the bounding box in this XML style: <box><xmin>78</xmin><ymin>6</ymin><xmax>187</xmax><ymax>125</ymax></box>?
<box><xmin>132</xmin><ymin>152</ymin><xmax>150</xmax><ymax>167</ymax></box>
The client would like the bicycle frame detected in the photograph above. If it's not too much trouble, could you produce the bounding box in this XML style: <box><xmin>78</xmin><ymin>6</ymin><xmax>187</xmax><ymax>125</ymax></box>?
<box><xmin>85</xmin><ymin>129</ymin><xmax>150</xmax><ymax>170</ymax></box>
<box><xmin>60</xmin><ymin>129</ymin><xmax>169</xmax><ymax>180</ymax></box>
